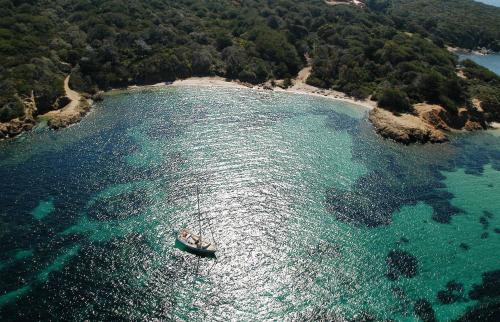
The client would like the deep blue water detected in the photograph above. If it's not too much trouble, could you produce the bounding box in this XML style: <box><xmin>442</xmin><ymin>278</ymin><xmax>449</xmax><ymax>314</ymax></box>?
<box><xmin>0</xmin><ymin>86</ymin><xmax>499</xmax><ymax>320</ymax></box>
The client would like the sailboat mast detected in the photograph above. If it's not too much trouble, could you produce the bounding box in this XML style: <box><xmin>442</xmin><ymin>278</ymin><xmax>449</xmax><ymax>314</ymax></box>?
<box><xmin>197</xmin><ymin>187</ymin><xmax>202</xmax><ymax>239</ymax></box>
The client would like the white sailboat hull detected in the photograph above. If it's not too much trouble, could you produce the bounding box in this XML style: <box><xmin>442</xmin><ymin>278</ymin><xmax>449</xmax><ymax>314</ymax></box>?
<box><xmin>176</xmin><ymin>229</ymin><xmax>217</xmax><ymax>256</ymax></box>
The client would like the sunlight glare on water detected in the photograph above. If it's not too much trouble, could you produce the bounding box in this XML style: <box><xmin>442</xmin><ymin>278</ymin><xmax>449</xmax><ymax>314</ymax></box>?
<box><xmin>0</xmin><ymin>86</ymin><xmax>499</xmax><ymax>321</ymax></box>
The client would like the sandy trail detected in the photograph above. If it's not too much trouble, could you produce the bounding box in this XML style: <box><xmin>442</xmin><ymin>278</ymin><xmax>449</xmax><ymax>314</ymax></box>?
<box><xmin>282</xmin><ymin>64</ymin><xmax>376</xmax><ymax>109</ymax></box>
<box><xmin>62</xmin><ymin>76</ymin><xmax>81</xmax><ymax>111</ymax></box>
<box><xmin>41</xmin><ymin>75</ymin><xmax>92</xmax><ymax>129</ymax></box>
<box><xmin>45</xmin><ymin>76</ymin><xmax>82</xmax><ymax>118</ymax></box>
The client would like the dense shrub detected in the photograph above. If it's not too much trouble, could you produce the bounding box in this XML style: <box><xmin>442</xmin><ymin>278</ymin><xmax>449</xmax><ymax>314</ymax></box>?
<box><xmin>0</xmin><ymin>0</ymin><xmax>499</xmax><ymax>122</ymax></box>
<box><xmin>377</xmin><ymin>88</ymin><xmax>412</xmax><ymax>113</ymax></box>
<box><xmin>0</xmin><ymin>98</ymin><xmax>24</xmax><ymax>122</ymax></box>
<box><xmin>462</xmin><ymin>60</ymin><xmax>500</xmax><ymax>83</ymax></box>
<box><xmin>388</xmin><ymin>0</ymin><xmax>500</xmax><ymax>51</ymax></box>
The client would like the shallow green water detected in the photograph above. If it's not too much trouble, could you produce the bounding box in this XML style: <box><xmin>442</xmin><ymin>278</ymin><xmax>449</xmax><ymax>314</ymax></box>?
<box><xmin>0</xmin><ymin>86</ymin><xmax>499</xmax><ymax>321</ymax></box>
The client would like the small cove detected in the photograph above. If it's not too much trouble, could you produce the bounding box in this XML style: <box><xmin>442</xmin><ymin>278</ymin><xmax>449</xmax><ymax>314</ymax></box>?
<box><xmin>0</xmin><ymin>86</ymin><xmax>499</xmax><ymax>320</ymax></box>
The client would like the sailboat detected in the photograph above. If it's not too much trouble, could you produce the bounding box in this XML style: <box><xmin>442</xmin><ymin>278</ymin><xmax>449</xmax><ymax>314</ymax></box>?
<box><xmin>176</xmin><ymin>187</ymin><xmax>217</xmax><ymax>256</ymax></box>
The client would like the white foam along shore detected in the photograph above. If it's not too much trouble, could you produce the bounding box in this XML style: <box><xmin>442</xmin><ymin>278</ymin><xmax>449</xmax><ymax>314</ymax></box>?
<box><xmin>125</xmin><ymin>70</ymin><xmax>376</xmax><ymax>110</ymax></box>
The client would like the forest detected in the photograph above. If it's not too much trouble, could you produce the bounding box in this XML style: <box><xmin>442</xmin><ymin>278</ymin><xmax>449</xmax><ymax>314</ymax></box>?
<box><xmin>1</xmin><ymin>0</ymin><xmax>500</xmax><ymax>123</ymax></box>
<box><xmin>381</xmin><ymin>0</ymin><xmax>500</xmax><ymax>51</ymax></box>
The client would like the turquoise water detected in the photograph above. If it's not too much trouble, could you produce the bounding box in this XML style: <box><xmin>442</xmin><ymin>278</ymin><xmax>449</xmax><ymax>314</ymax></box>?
<box><xmin>31</xmin><ymin>199</ymin><xmax>55</xmax><ymax>220</ymax></box>
<box><xmin>0</xmin><ymin>86</ymin><xmax>499</xmax><ymax>320</ymax></box>
<box><xmin>459</xmin><ymin>53</ymin><xmax>500</xmax><ymax>75</ymax></box>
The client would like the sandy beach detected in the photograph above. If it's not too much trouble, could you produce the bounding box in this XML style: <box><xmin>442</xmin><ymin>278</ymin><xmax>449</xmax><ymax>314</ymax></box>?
<box><xmin>276</xmin><ymin>66</ymin><xmax>376</xmax><ymax>109</ymax></box>
<box><xmin>125</xmin><ymin>67</ymin><xmax>376</xmax><ymax>110</ymax></box>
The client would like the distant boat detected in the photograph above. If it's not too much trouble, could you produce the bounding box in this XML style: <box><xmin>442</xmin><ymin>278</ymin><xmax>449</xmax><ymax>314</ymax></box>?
<box><xmin>176</xmin><ymin>187</ymin><xmax>217</xmax><ymax>256</ymax></box>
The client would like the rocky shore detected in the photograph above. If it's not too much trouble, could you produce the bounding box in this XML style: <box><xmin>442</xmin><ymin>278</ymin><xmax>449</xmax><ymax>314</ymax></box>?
<box><xmin>447</xmin><ymin>46</ymin><xmax>495</xmax><ymax>56</ymax></box>
<box><xmin>0</xmin><ymin>76</ymin><xmax>96</xmax><ymax>141</ymax></box>
<box><xmin>45</xmin><ymin>98</ymin><xmax>92</xmax><ymax>130</ymax></box>
<box><xmin>2</xmin><ymin>72</ymin><xmax>495</xmax><ymax>146</ymax></box>
<box><xmin>0</xmin><ymin>91</ymin><xmax>37</xmax><ymax>140</ymax></box>
<box><xmin>369</xmin><ymin>102</ymin><xmax>492</xmax><ymax>144</ymax></box>
<box><xmin>43</xmin><ymin>76</ymin><xmax>96</xmax><ymax>130</ymax></box>
<box><xmin>0</xmin><ymin>118</ymin><xmax>37</xmax><ymax>140</ymax></box>
<box><xmin>369</xmin><ymin>107</ymin><xmax>448</xmax><ymax>144</ymax></box>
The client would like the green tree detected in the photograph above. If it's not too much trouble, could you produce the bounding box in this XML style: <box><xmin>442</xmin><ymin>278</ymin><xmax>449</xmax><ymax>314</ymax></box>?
<box><xmin>378</xmin><ymin>88</ymin><xmax>412</xmax><ymax>113</ymax></box>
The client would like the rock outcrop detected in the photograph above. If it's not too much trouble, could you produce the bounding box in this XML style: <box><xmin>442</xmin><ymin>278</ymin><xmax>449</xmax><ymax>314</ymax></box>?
<box><xmin>0</xmin><ymin>77</ymin><xmax>96</xmax><ymax>140</ymax></box>
<box><xmin>414</xmin><ymin>103</ymin><xmax>450</xmax><ymax>130</ymax></box>
<box><xmin>47</xmin><ymin>98</ymin><xmax>91</xmax><ymax>130</ymax></box>
<box><xmin>464</xmin><ymin>119</ymin><xmax>485</xmax><ymax>131</ymax></box>
<box><xmin>369</xmin><ymin>99</ymin><xmax>500</xmax><ymax>144</ymax></box>
<box><xmin>0</xmin><ymin>118</ymin><xmax>36</xmax><ymax>139</ymax></box>
<box><xmin>45</xmin><ymin>76</ymin><xmax>93</xmax><ymax>130</ymax></box>
<box><xmin>369</xmin><ymin>107</ymin><xmax>448</xmax><ymax>144</ymax></box>
<box><xmin>0</xmin><ymin>91</ymin><xmax>37</xmax><ymax>140</ymax></box>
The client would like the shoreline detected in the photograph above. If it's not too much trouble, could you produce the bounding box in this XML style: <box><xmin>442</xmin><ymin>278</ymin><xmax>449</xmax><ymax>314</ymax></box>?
<box><xmin>122</xmin><ymin>73</ymin><xmax>376</xmax><ymax>110</ymax></box>
<box><xmin>447</xmin><ymin>45</ymin><xmax>497</xmax><ymax>56</ymax></box>
<box><xmin>4</xmin><ymin>68</ymin><xmax>497</xmax><ymax>144</ymax></box>
<box><xmin>40</xmin><ymin>76</ymin><xmax>93</xmax><ymax>130</ymax></box>
<box><xmin>1</xmin><ymin>70</ymin><xmax>374</xmax><ymax>142</ymax></box>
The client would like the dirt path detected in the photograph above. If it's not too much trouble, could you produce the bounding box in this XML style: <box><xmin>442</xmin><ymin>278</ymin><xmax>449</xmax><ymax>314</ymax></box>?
<box><xmin>63</xmin><ymin>75</ymin><xmax>80</xmax><ymax>110</ymax></box>
<box><xmin>45</xmin><ymin>76</ymin><xmax>81</xmax><ymax>117</ymax></box>
<box><xmin>282</xmin><ymin>60</ymin><xmax>376</xmax><ymax>109</ymax></box>
<box><xmin>43</xmin><ymin>76</ymin><xmax>91</xmax><ymax>129</ymax></box>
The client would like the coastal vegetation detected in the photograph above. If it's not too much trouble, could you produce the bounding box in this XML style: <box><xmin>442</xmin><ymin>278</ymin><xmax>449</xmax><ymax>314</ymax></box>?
<box><xmin>379</xmin><ymin>0</ymin><xmax>500</xmax><ymax>51</ymax></box>
<box><xmin>462</xmin><ymin>59</ymin><xmax>500</xmax><ymax>120</ymax></box>
<box><xmin>308</xmin><ymin>15</ymin><xmax>465</xmax><ymax>110</ymax></box>
<box><xmin>0</xmin><ymin>0</ymin><xmax>500</xmax><ymax>141</ymax></box>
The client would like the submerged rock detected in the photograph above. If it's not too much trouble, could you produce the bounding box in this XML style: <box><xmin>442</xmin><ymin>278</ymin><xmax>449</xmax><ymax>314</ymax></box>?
<box><xmin>454</xmin><ymin>271</ymin><xmax>500</xmax><ymax>321</ymax></box>
<box><xmin>398</xmin><ymin>237</ymin><xmax>410</xmax><ymax>245</ymax></box>
<box><xmin>350</xmin><ymin>312</ymin><xmax>377</xmax><ymax>322</ymax></box>
<box><xmin>326</xmin><ymin>166</ymin><xmax>461</xmax><ymax>226</ymax></box>
<box><xmin>459</xmin><ymin>243</ymin><xmax>470</xmax><ymax>251</ymax></box>
<box><xmin>414</xmin><ymin>299</ymin><xmax>437</xmax><ymax>322</ymax></box>
<box><xmin>437</xmin><ymin>280</ymin><xmax>466</xmax><ymax>304</ymax></box>
<box><xmin>455</xmin><ymin>301</ymin><xmax>500</xmax><ymax>322</ymax></box>
<box><xmin>386</xmin><ymin>250</ymin><xmax>418</xmax><ymax>280</ymax></box>
<box><xmin>483</xmin><ymin>211</ymin><xmax>494</xmax><ymax>219</ymax></box>
<box><xmin>469</xmin><ymin>270</ymin><xmax>500</xmax><ymax>300</ymax></box>
<box><xmin>479</xmin><ymin>216</ymin><xmax>489</xmax><ymax>229</ymax></box>
<box><xmin>87</xmin><ymin>188</ymin><xmax>151</xmax><ymax>221</ymax></box>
